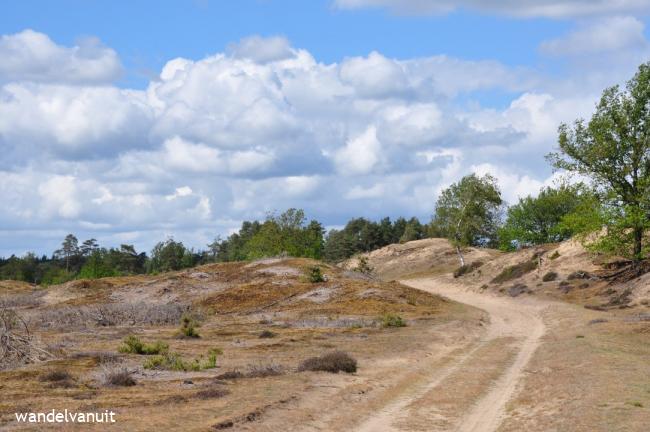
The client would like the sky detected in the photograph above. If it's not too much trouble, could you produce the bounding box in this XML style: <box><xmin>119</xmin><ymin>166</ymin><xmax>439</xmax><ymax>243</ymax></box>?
<box><xmin>1</xmin><ymin>0</ymin><xmax>649</xmax><ymax>257</ymax></box>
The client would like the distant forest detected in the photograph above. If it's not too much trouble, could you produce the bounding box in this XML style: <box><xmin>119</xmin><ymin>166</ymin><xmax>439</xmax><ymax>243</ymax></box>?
<box><xmin>0</xmin><ymin>209</ymin><xmax>431</xmax><ymax>285</ymax></box>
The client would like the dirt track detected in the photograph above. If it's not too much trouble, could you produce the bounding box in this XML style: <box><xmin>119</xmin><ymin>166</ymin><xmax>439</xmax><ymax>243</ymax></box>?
<box><xmin>356</xmin><ymin>276</ymin><xmax>547</xmax><ymax>432</ymax></box>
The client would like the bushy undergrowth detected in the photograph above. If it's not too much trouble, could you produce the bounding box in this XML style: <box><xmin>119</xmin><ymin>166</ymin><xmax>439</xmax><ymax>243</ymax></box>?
<box><xmin>354</xmin><ymin>256</ymin><xmax>374</xmax><ymax>275</ymax></box>
<box><xmin>101</xmin><ymin>366</ymin><xmax>136</xmax><ymax>387</ymax></box>
<box><xmin>491</xmin><ymin>259</ymin><xmax>538</xmax><ymax>284</ymax></box>
<box><xmin>40</xmin><ymin>370</ymin><xmax>72</xmax><ymax>382</ymax></box>
<box><xmin>34</xmin><ymin>303</ymin><xmax>192</xmax><ymax>329</ymax></box>
<box><xmin>177</xmin><ymin>313</ymin><xmax>200</xmax><ymax>338</ymax></box>
<box><xmin>299</xmin><ymin>351</ymin><xmax>357</xmax><ymax>374</ymax></box>
<box><xmin>380</xmin><ymin>313</ymin><xmax>406</xmax><ymax>328</ymax></box>
<box><xmin>118</xmin><ymin>335</ymin><xmax>168</xmax><ymax>355</ymax></box>
<box><xmin>308</xmin><ymin>266</ymin><xmax>325</xmax><ymax>283</ymax></box>
<box><xmin>143</xmin><ymin>348</ymin><xmax>221</xmax><ymax>372</ymax></box>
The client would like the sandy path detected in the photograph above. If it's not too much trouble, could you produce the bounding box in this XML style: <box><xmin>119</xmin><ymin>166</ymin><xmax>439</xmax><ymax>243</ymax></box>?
<box><xmin>356</xmin><ymin>276</ymin><xmax>547</xmax><ymax>432</ymax></box>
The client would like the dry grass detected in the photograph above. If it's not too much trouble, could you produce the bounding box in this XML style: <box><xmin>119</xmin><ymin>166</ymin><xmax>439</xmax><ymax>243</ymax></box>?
<box><xmin>0</xmin><ymin>255</ymin><xmax>463</xmax><ymax>430</ymax></box>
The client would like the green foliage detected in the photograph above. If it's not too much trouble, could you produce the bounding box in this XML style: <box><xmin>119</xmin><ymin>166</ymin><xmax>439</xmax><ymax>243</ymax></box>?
<box><xmin>308</xmin><ymin>266</ymin><xmax>325</xmax><ymax>283</ymax></box>
<box><xmin>40</xmin><ymin>267</ymin><xmax>75</xmax><ymax>286</ymax></box>
<box><xmin>380</xmin><ymin>314</ymin><xmax>406</xmax><ymax>328</ymax></box>
<box><xmin>178</xmin><ymin>314</ymin><xmax>200</xmax><ymax>338</ymax></box>
<box><xmin>323</xmin><ymin>216</ymin><xmax>427</xmax><ymax>262</ymax></box>
<box><xmin>0</xmin><ymin>235</ymin><xmax>147</xmax><ymax>285</ymax></box>
<box><xmin>118</xmin><ymin>335</ymin><xmax>168</xmax><ymax>355</ymax></box>
<box><xmin>148</xmin><ymin>239</ymin><xmax>194</xmax><ymax>273</ymax></box>
<box><xmin>212</xmin><ymin>209</ymin><xmax>325</xmax><ymax>261</ymax></box>
<box><xmin>354</xmin><ymin>256</ymin><xmax>374</xmax><ymax>275</ymax></box>
<box><xmin>78</xmin><ymin>251</ymin><xmax>120</xmax><ymax>279</ymax></box>
<box><xmin>547</xmin><ymin>62</ymin><xmax>650</xmax><ymax>261</ymax></box>
<box><xmin>498</xmin><ymin>184</ymin><xmax>589</xmax><ymax>250</ymax></box>
<box><xmin>143</xmin><ymin>348</ymin><xmax>221</xmax><ymax>371</ymax></box>
<box><xmin>432</xmin><ymin>174</ymin><xmax>503</xmax><ymax>265</ymax></box>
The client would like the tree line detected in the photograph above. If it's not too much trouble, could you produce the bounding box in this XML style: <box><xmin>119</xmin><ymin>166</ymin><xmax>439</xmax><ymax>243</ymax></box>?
<box><xmin>436</xmin><ymin>62</ymin><xmax>650</xmax><ymax>268</ymax></box>
<box><xmin>2</xmin><ymin>62</ymin><xmax>650</xmax><ymax>282</ymax></box>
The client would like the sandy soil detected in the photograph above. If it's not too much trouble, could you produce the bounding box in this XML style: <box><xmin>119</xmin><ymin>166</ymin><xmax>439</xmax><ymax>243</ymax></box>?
<box><xmin>346</xmin><ymin>275</ymin><xmax>647</xmax><ymax>432</ymax></box>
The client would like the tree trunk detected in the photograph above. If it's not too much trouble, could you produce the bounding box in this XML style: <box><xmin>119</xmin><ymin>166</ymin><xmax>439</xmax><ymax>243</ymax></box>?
<box><xmin>633</xmin><ymin>226</ymin><xmax>643</xmax><ymax>265</ymax></box>
<box><xmin>456</xmin><ymin>245</ymin><xmax>465</xmax><ymax>267</ymax></box>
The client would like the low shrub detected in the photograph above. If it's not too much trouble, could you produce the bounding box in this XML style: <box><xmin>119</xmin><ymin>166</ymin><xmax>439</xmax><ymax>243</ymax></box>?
<box><xmin>453</xmin><ymin>261</ymin><xmax>484</xmax><ymax>278</ymax></box>
<box><xmin>216</xmin><ymin>370</ymin><xmax>244</xmax><ymax>380</ymax></box>
<box><xmin>215</xmin><ymin>364</ymin><xmax>283</xmax><ymax>380</ymax></box>
<box><xmin>33</xmin><ymin>302</ymin><xmax>193</xmax><ymax>329</ymax></box>
<box><xmin>245</xmin><ymin>364</ymin><xmax>283</xmax><ymax>378</ymax></box>
<box><xmin>299</xmin><ymin>351</ymin><xmax>357</xmax><ymax>374</ymax></box>
<box><xmin>308</xmin><ymin>266</ymin><xmax>325</xmax><ymax>283</ymax></box>
<box><xmin>507</xmin><ymin>283</ymin><xmax>529</xmax><ymax>297</ymax></box>
<box><xmin>69</xmin><ymin>351</ymin><xmax>121</xmax><ymax>364</ymax></box>
<box><xmin>567</xmin><ymin>271</ymin><xmax>591</xmax><ymax>280</ymax></box>
<box><xmin>101</xmin><ymin>367</ymin><xmax>136</xmax><ymax>387</ymax></box>
<box><xmin>195</xmin><ymin>387</ymin><xmax>230</xmax><ymax>399</ymax></box>
<box><xmin>143</xmin><ymin>353</ymin><xmax>187</xmax><ymax>371</ymax></box>
<box><xmin>542</xmin><ymin>271</ymin><xmax>558</xmax><ymax>282</ymax></box>
<box><xmin>177</xmin><ymin>313</ymin><xmax>200</xmax><ymax>338</ymax></box>
<box><xmin>549</xmin><ymin>251</ymin><xmax>560</xmax><ymax>260</ymax></box>
<box><xmin>491</xmin><ymin>259</ymin><xmax>538</xmax><ymax>284</ymax></box>
<box><xmin>258</xmin><ymin>330</ymin><xmax>276</xmax><ymax>339</ymax></box>
<box><xmin>40</xmin><ymin>370</ymin><xmax>72</xmax><ymax>382</ymax></box>
<box><xmin>380</xmin><ymin>314</ymin><xmax>406</xmax><ymax>328</ymax></box>
<box><xmin>118</xmin><ymin>335</ymin><xmax>168</xmax><ymax>355</ymax></box>
<box><xmin>143</xmin><ymin>348</ymin><xmax>221</xmax><ymax>372</ymax></box>
<box><xmin>354</xmin><ymin>256</ymin><xmax>374</xmax><ymax>275</ymax></box>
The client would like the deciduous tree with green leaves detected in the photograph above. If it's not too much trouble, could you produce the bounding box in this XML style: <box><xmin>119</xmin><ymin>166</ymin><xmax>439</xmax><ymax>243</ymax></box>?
<box><xmin>498</xmin><ymin>184</ymin><xmax>589</xmax><ymax>250</ymax></box>
<box><xmin>547</xmin><ymin>62</ymin><xmax>650</xmax><ymax>264</ymax></box>
<box><xmin>432</xmin><ymin>174</ymin><xmax>503</xmax><ymax>266</ymax></box>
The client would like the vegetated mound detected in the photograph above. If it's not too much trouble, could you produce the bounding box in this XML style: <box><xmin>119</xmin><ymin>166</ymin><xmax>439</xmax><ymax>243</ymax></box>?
<box><xmin>0</xmin><ymin>280</ymin><xmax>35</xmax><ymax>295</ymax></box>
<box><xmin>341</xmin><ymin>238</ymin><xmax>500</xmax><ymax>280</ymax></box>
<box><xmin>350</xmin><ymin>238</ymin><xmax>650</xmax><ymax>311</ymax></box>
<box><xmin>6</xmin><ymin>258</ymin><xmax>448</xmax><ymax>320</ymax></box>
<box><xmin>0</xmin><ymin>256</ymin><xmax>466</xmax><ymax>429</ymax></box>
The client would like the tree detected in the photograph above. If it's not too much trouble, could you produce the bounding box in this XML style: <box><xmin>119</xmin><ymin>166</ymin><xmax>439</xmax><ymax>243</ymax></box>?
<box><xmin>400</xmin><ymin>217</ymin><xmax>425</xmax><ymax>243</ymax></box>
<box><xmin>148</xmin><ymin>239</ymin><xmax>188</xmax><ymax>273</ymax></box>
<box><xmin>56</xmin><ymin>234</ymin><xmax>79</xmax><ymax>272</ymax></box>
<box><xmin>80</xmin><ymin>238</ymin><xmax>99</xmax><ymax>257</ymax></box>
<box><xmin>498</xmin><ymin>184</ymin><xmax>589</xmax><ymax>250</ymax></box>
<box><xmin>432</xmin><ymin>174</ymin><xmax>503</xmax><ymax>266</ymax></box>
<box><xmin>548</xmin><ymin>62</ymin><xmax>650</xmax><ymax>263</ymax></box>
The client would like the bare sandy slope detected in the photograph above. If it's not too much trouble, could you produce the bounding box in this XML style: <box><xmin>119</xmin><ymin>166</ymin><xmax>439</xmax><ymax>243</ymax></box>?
<box><xmin>353</xmin><ymin>275</ymin><xmax>546</xmax><ymax>432</ymax></box>
<box><xmin>349</xmin><ymin>274</ymin><xmax>649</xmax><ymax>432</ymax></box>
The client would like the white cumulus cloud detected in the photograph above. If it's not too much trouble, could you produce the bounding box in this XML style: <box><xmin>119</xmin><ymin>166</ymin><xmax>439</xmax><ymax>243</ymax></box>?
<box><xmin>0</xmin><ymin>29</ymin><xmax>122</xmax><ymax>84</ymax></box>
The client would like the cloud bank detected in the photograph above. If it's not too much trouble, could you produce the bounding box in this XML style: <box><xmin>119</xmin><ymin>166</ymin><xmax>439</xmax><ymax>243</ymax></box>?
<box><xmin>0</xmin><ymin>26</ymin><xmax>647</xmax><ymax>255</ymax></box>
<box><xmin>334</xmin><ymin>0</ymin><xmax>650</xmax><ymax>18</ymax></box>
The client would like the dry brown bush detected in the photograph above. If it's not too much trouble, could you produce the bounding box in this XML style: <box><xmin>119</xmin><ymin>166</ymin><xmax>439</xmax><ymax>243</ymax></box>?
<box><xmin>34</xmin><ymin>302</ymin><xmax>193</xmax><ymax>329</ymax></box>
<box><xmin>299</xmin><ymin>351</ymin><xmax>357</xmax><ymax>374</ymax></box>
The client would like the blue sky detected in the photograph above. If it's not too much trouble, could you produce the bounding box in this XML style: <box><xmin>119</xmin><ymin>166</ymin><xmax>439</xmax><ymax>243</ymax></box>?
<box><xmin>0</xmin><ymin>0</ymin><xmax>649</xmax><ymax>256</ymax></box>
<box><xmin>1</xmin><ymin>0</ymin><xmax>573</xmax><ymax>89</ymax></box>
